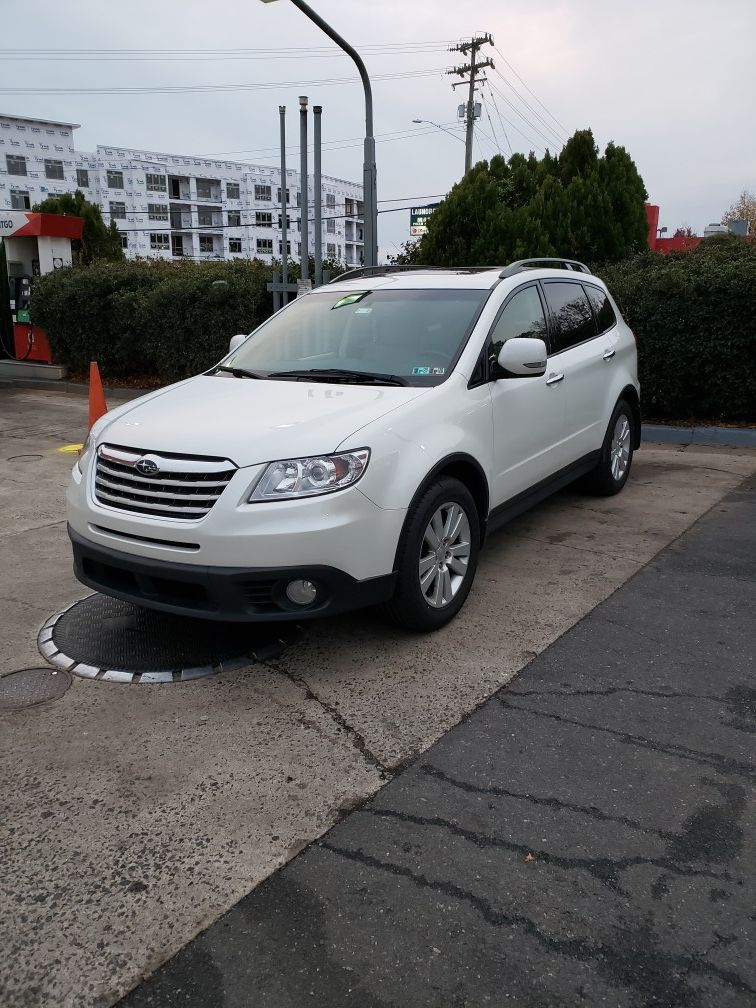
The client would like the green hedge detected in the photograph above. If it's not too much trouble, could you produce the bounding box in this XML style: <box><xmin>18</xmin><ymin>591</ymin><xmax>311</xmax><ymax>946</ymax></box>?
<box><xmin>30</xmin><ymin>258</ymin><xmax>275</xmax><ymax>382</ymax></box>
<box><xmin>598</xmin><ymin>237</ymin><xmax>756</xmax><ymax>421</ymax></box>
<box><xmin>30</xmin><ymin>242</ymin><xmax>756</xmax><ymax>421</ymax></box>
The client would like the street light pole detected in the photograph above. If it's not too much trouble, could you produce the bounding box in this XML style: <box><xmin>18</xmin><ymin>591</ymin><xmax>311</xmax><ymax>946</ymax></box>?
<box><xmin>260</xmin><ymin>0</ymin><xmax>377</xmax><ymax>267</ymax></box>
<box><xmin>412</xmin><ymin>118</ymin><xmax>465</xmax><ymax>144</ymax></box>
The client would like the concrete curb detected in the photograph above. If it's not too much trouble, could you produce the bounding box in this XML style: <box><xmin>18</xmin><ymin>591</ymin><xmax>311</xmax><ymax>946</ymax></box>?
<box><xmin>0</xmin><ymin>376</ymin><xmax>150</xmax><ymax>402</ymax></box>
<box><xmin>2</xmin><ymin>375</ymin><xmax>754</xmax><ymax>447</ymax></box>
<box><xmin>642</xmin><ymin>424</ymin><xmax>756</xmax><ymax>449</ymax></box>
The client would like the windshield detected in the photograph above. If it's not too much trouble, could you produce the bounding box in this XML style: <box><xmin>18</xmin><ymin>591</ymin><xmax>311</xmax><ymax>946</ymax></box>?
<box><xmin>223</xmin><ymin>288</ymin><xmax>487</xmax><ymax>386</ymax></box>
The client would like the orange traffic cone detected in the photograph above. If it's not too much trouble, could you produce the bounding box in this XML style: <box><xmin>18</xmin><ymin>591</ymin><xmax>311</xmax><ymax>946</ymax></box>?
<box><xmin>88</xmin><ymin>361</ymin><xmax>108</xmax><ymax>431</ymax></box>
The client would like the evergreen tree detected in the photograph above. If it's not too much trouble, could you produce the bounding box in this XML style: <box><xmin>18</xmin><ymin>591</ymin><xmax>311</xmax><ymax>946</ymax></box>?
<box><xmin>416</xmin><ymin>129</ymin><xmax>648</xmax><ymax>267</ymax></box>
<box><xmin>33</xmin><ymin>190</ymin><xmax>125</xmax><ymax>264</ymax></box>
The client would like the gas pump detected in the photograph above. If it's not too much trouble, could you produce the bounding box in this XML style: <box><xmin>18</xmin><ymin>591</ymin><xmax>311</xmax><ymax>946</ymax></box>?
<box><xmin>11</xmin><ymin>276</ymin><xmax>34</xmax><ymax>361</ymax></box>
<box><xmin>0</xmin><ymin>210</ymin><xmax>83</xmax><ymax>367</ymax></box>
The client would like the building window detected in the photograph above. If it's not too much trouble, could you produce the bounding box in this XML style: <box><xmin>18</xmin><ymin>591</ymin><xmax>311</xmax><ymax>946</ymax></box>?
<box><xmin>227</xmin><ymin>210</ymin><xmax>241</xmax><ymax>227</ymax></box>
<box><xmin>107</xmin><ymin>170</ymin><xmax>124</xmax><ymax>189</ymax></box>
<box><xmin>196</xmin><ymin>179</ymin><xmax>216</xmax><ymax>200</ymax></box>
<box><xmin>256</xmin><ymin>211</ymin><xmax>273</xmax><ymax>227</ymax></box>
<box><xmin>327</xmin><ymin>242</ymin><xmax>336</xmax><ymax>257</ymax></box>
<box><xmin>229</xmin><ymin>238</ymin><xmax>242</xmax><ymax>253</ymax></box>
<box><xmin>10</xmin><ymin>190</ymin><xmax>30</xmax><ymax>210</ymax></box>
<box><xmin>226</xmin><ymin>182</ymin><xmax>240</xmax><ymax>200</ymax></box>
<box><xmin>149</xmin><ymin>233</ymin><xmax>169</xmax><ymax>250</ymax></box>
<box><xmin>278</xmin><ymin>240</ymin><xmax>291</xmax><ymax>255</ymax></box>
<box><xmin>255</xmin><ymin>184</ymin><xmax>272</xmax><ymax>201</ymax></box>
<box><xmin>110</xmin><ymin>201</ymin><xmax>127</xmax><ymax>220</ymax></box>
<box><xmin>198</xmin><ymin>209</ymin><xmax>217</xmax><ymax>227</ymax></box>
<box><xmin>76</xmin><ymin>168</ymin><xmax>89</xmax><ymax>188</ymax></box>
<box><xmin>277</xmin><ymin>187</ymin><xmax>290</xmax><ymax>203</ymax></box>
<box><xmin>326</xmin><ymin>193</ymin><xmax>336</xmax><ymax>208</ymax></box>
<box><xmin>256</xmin><ymin>238</ymin><xmax>273</xmax><ymax>253</ymax></box>
<box><xmin>6</xmin><ymin>154</ymin><xmax>27</xmax><ymax>176</ymax></box>
<box><xmin>146</xmin><ymin>172</ymin><xmax>166</xmax><ymax>191</ymax></box>
<box><xmin>326</xmin><ymin>218</ymin><xmax>336</xmax><ymax>233</ymax></box>
<box><xmin>120</xmin><ymin>233</ymin><xmax>129</xmax><ymax>250</ymax></box>
<box><xmin>199</xmin><ymin>235</ymin><xmax>214</xmax><ymax>253</ymax></box>
<box><xmin>45</xmin><ymin>158</ymin><xmax>64</xmax><ymax>180</ymax></box>
<box><xmin>148</xmin><ymin>203</ymin><xmax>169</xmax><ymax>221</ymax></box>
<box><xmin>277</xmin><ymin>214</ymin><xmax>292</xmax><ymax>230</ymax></box>
<box><xmin>171</xmin><ymin>235</ymin><xmax>184</xmax><ymax>257</ymax></box>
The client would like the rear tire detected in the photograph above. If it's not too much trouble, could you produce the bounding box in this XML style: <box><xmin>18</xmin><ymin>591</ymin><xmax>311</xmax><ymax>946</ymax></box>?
<box><xmin>384</xmin><ymin>477</ymin><xmax>480</xmax><ymax>631</ymax></box>
<box><xmin>583</xmin><ymin>399</ymin><xmax>635</xmax><ymax>496</ymax></box>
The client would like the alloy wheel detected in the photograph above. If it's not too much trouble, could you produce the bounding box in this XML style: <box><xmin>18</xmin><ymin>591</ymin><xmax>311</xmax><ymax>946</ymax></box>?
<box><xmin>418</xmin><ymin>502</ymin><xmax>471</xmax><ymax>609</ymax></box>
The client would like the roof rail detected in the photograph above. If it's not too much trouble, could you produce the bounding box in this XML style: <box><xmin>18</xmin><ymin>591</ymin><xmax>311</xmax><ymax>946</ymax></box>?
<box><xmin>499</xmin><ymin>258</ymin><xmax>590</xmax><ymax>279</ymax></box>
<box><xmin>328</xmin><ymin>265</ymin><xmax>493</xmax><ymax>284</ymax></box>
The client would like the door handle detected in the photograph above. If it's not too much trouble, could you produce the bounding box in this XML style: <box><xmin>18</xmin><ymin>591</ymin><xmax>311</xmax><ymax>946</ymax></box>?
<box><xmin>602</xmin><ymin>348</ymin><xmax>616</xmax><ymax>360</ymax></box>
<box><xmin>545</xmin><ymin>372</ymin><xmax>565</xmax><ymax>386</ymax></box>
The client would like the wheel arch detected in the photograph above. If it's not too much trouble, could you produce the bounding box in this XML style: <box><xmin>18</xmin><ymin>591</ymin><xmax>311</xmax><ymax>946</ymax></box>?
<box><xmin>395</xmin><ymin>454</ymin><xmax>490</xmax><ymax>567</ymax></box>
<box><xmin>618</xmin><ymin>384</ymin><xmax>642</xmax><ymax>449</ymax></box>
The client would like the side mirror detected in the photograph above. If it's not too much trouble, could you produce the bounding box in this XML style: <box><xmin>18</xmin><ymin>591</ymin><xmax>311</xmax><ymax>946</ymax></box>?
<box><xmin>497</xmin><ymin>337</ymin><xmax>547</xmax><ymax>378</ymax></box>
<box><xmin>229</xmin><ymin>334</ymin><xmax>248</xmax><ymax>354</ymax></box>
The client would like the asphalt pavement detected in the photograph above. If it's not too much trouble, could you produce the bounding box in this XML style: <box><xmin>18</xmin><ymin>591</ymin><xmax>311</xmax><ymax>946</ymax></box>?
<box><xmin>121</xmin><ymin>474</ymin><xmax>756</xmax><ymax>1008</ymax></box>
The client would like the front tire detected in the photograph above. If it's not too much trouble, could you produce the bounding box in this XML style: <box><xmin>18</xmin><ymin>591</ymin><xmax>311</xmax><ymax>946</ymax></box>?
<box><xmin>384</xmin><ymin>477</ymin><xmax>480</xmax><ymax>631</ymax></box>
<box><xmin>584</xmin><ymin>399</ymin><xmax>635</xmax><ymax>496</ymax></box>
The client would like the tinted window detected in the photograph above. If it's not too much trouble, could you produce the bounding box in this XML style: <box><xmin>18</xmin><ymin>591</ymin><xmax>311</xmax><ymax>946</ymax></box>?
<box><xmin>585</xmin><ymin>284</ymin><xmax>617</xmax><ymax>335</ymax></box>
<box><xmin>542</xmin><ymin>281</ymin><xmax>596</xmax><ymax>352</ymax></box>
<box><xmin>490</xmin><ymin>286</ymin><xmax>547</xmax><ymax>361</ymax></box>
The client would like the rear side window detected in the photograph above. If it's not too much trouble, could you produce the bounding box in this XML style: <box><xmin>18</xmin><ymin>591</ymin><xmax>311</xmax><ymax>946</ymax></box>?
<box><xmin>542</xmin><ymin>281</ymin><xmax>596</xmax><ymax>353</ymax></box>
<box><xmin>584</xmin><ymin>284</ymin><xmax>617</xmax><ymax>335</ymax></box>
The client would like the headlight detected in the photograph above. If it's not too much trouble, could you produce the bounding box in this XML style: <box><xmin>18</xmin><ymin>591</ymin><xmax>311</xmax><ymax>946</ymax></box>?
<box><xmin>249</xmin><ymin>449</ymin><xmax>370</xmax><ymax>502</ymax></box>
<box><xmin>75</xmin><ymin>434</ymin><xmax>93</xmax><ymax>475</ymax></box>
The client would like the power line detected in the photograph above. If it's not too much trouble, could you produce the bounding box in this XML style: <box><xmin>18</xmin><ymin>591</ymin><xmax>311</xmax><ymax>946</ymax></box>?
<box><xmin>492</xmin><ymin>45</ymin><xmax>568</xmax><ymax>136</ymax></box>
<box><xmin>485</xmin><ymin>82</ymin><xmax>512</xmax><ymax>156</ymax></box>
<box><xmin>0</xmin><ymin>69</ymin><xmax>447</xmax><ymax>97</ymax></box>
<box><xmin>490</xmin><ymin>66</ymin><xmax>565</xmax><ymax>148</ymax></box>
<box><xmin>485</xmin><ymin>79</ymin><xmax>547</xmax><ymax>153</ymax></box>
<box><xmin>479</xmin><ymin>91</ymin><xmax>502</xmax><ymax>156</ymax></box>
<box><xmin>487</xmin><ymin>77</ymin><xmax>558</xmax><ymax>150</ymax></box>
<box><xmin>0</xmin><ymin>42</ymin><xmax>458</xmax><ymax>56</ymax></box>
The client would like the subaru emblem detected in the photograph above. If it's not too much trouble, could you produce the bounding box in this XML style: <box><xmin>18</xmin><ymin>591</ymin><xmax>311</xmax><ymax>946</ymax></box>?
<box><xmin>135</xmin><ymin>457</ymin><xmax>160</xmax><ymax>476</ymax></box>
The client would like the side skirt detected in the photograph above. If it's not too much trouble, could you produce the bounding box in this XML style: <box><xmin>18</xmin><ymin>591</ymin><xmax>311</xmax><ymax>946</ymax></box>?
<box><xmin>485</xmin><ymin>451</ymin><xmax>600</xmax><ymax>538</ymax></box>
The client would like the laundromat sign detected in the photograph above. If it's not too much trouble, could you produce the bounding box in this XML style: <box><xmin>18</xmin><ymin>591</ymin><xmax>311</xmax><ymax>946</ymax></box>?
<box><xmin>409</xmin><ymin>203</ymin><xmax>440</xmax><ymax>237</ymax></box>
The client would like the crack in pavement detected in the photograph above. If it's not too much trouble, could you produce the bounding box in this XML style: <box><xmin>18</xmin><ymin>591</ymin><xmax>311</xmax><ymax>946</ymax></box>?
<box><xmin>497</xmin><ymin>698</ymin><xmax>756</xmax><ymax>779</ymax></box>
<box><xmin>508</xmin><ymin>684</ymin><xmax>727</xmax><ymax>705</ymax></box>
<box><xmin>319</xmin><ymin>841</ymin><xmax>756</xmax><ymax>1001</ymax></box>
<box><xmin>270</xmin><ymin>664</ymin><xmax>391</xmax><ymax>777</ymax></box>
<box><xmin>362</xmin><ymin>807</ymin><xmax>739</xmax><ymax>891</ymax></box>
<box><xmin>418</xmin><ymin>763</ymin><xmax>680</xmax><ymax>842</ymax></box>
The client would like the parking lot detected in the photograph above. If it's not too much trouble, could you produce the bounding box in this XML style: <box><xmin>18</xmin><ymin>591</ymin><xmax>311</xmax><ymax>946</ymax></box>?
<box><xmin>2</xmin><ymin>386</ymin><xmax>756</xmax><ymax>1008</ymax></box>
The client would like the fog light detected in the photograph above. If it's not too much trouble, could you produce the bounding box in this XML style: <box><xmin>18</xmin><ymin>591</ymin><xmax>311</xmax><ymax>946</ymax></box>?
<box><xmin>285</xmin><ymin>579</ymin><xmax>318</xmax><ymax>606</ymax></box>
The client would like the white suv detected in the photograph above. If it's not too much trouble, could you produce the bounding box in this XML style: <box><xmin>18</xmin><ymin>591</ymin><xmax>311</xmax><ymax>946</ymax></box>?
<box><xmin>68</xmin><ymin>260</ymin><xmax>639</xmax><ymax>631</ymax></box>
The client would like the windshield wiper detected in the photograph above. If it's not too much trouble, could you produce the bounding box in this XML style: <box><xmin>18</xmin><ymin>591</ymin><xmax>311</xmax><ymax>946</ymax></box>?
<box><xmin>213</xmin><ymin>365</ymin><xmax>265</xmax><ymax>380</ymax></box>
<box><xmin>268</xmin><ymin>368</ymin><xmax>408</xmax><ymax>387</ymax></box>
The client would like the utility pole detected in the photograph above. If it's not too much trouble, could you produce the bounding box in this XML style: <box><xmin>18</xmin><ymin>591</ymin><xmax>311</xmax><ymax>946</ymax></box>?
<box><xmin>279</xmin><ymin>105</ymin><xmax>288</xmax><ymax>305</ymax></box>
<box><xmin>448</xmin><ymin>33</ymin><xmax>494</xmax><ymax>175</ymax></box>
<box><xmin>299</xmin><ymin>95</ymin><xmax>309</xmax><ymax>282</ymax></box>
<box><xmin>313</xmin><ymin>105</ymin><xmax>323</xmax><ymax>287</ymax></box>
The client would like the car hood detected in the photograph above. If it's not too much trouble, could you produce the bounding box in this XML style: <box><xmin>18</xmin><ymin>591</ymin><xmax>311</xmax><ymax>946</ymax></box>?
<box><xmin>97</xmin><ymin>374</ymin><xmax>427</xmax><ymax>467</ymax></box>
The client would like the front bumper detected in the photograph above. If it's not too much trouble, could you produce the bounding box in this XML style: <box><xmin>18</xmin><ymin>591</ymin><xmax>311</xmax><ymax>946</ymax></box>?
<box><xmin>69</xmin><ymin>526</ymin><xmax>396</xmax><ymax>622</ymax></box>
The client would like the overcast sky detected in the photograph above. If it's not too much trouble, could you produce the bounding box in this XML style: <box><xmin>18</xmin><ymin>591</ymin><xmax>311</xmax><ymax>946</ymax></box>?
<box><xmin>3</xmin><ymin>0</ymin><xmax>755</xmax><ymax>257</ymax></box>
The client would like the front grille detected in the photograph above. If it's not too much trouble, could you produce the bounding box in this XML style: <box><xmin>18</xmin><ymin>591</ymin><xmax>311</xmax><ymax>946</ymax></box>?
<box><xmin>94</xmin><ymin>445</ymin><xmax>236</xmax><ymax>521</ymax></box>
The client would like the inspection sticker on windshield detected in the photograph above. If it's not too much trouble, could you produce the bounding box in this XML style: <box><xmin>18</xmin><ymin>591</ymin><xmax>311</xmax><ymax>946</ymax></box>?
<box><xmin>412</xmin><ymin>366</ymin><xmax>446</xmax><ymax>376</ymax></box>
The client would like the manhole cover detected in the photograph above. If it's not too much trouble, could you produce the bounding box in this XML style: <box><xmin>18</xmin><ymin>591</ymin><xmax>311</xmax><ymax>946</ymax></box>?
<box><xmin>38</xmin><ymin>594</ymin><xmax>293</xmax><ymax>683</ymax></box>
<box><xmin>0</xmin><ymin>668</ymin><xmax>72</xmax><ymax>710</ymax></box>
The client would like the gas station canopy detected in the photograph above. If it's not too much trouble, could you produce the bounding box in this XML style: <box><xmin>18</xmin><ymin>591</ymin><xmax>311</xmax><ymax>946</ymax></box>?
<box><xmin>1</xmin><ymin>211</ymin><xmax>84</xmax><ymax>241</ymax></box>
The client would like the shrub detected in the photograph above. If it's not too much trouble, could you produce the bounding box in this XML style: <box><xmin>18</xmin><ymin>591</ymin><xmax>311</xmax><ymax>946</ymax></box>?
<box><xmin>598</xmin><ymin>237</ymin><xmax>756</xmax><ymax>421</ymax></box>
<box><xmin>30</xmin><ymin>260</ymin><xmax>167</xmax><ymax>376</ymax></box>
<box><xmin>30</xmin><ymin>258</ymin><xmax>274</xmax><ymax>380</ymax></box>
